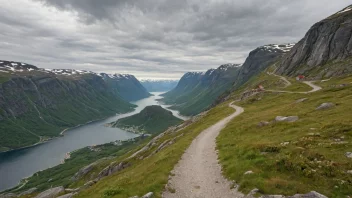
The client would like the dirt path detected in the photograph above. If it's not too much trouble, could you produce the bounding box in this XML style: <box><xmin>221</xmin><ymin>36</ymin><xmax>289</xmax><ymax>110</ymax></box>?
<box><xmin>267</xmin><ymin>71</ymin><xmax>292</xmax><ymax>87</ymax></box>
<box><xmin>265</xmin><ymin>80</ymin><xmax>322</xmax><ymax>94</ymax></box>
<box><xmin>163</xmin><ymin>103</ymin><xmax>244</xmax><ymax>198</ymax></box>
<box><xmin>266</xmin><ymin>71</ymin><xmax>322</xmax><ymax>94</ymax></box>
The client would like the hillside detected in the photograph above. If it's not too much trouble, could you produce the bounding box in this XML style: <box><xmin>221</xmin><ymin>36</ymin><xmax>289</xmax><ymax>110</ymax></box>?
<box><xmin>161</xmin><ymin>64</ymin><xmax>241</xmax><ymax>115</ymax></box>
<box><xmin>0</xmin><ymin>60</ymin><xmax>148</xmax><ymax>151</ymax></box>
<box><xmin>161</xmin><ymin>44</ymin><xmax>293</xmax><ymax>116</ymax></box>
<box><xmin>101</xmin><ymin>73</ymin><xmax>151</xmax><ymax>102</ymax></box>
<box><xmin>140</xmin><ymin>79</ymin><xmax>178</xmax><ymax>92</ymax></box>
<box><xmin>108</xmin><ymin>105</ymin><xmax>182</xmax><ymax>135</ymax></box>
<box><xmin>276</xmin><ymin>5</ymin><xmax>352</xmax><ymax>78</ymax></box>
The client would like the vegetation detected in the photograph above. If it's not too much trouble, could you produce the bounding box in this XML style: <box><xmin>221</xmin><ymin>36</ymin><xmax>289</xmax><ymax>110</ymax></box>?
<box><xmin>0</xmin><ymin>74</ymin><xmax>135</xmax><ymax>151</ymax></box>
<box><xmin>4</xmin><ymin>138</ymin><xmax>146</xmax><ymax>195</ymax></box>
<box><xmin>75</xmin><ymin>102</ymin><xmax>235</xmax><ymax>198</ymax></box>
<box><xmin>217</xmin><ymin>73</ymin><xmax>352</xmax><ymax>197</ymax></box>
<box><xmin>109</xmin><ymin>105</ymin><xmax>182</xmax><ymax>134</ymax></box>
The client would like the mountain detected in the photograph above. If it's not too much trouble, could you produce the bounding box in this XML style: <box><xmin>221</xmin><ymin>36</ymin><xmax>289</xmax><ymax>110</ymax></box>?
<box><xmin>100</xmin><ymin>73</ymin><xmax>151</xmax><ymax>101</ymax></box>
<box><xmin>0</xmin><ymin>60</ymin><xmax>147</xmax><ymax>151</ymax></box>
<box><xmin>233</xmin><ymin>44</ymin><xmax>294</xmax><ymax>88</ymax></box>
<box><xmin>108</xmin><ymin>105</ymin><xmax>182</xmax><ymax>134</ymax></box>
<box><xmin>161</xmin><ymin>64</ymin><xmax>241</xmax><ymax>115</ymax></box>
<box><xmin>140</xmin><ymin>79</ymin><xmax>178</xmax><ymax>92</ymax></box>
<box><xmin>161</xmin><ymin>44</ymin><xmax>293</xmax><ymax>116</ymax></box>
<box><xmin>276</xmin><ymin>5</ymin><xmax>352</xmax><ymax>78</ymax></box>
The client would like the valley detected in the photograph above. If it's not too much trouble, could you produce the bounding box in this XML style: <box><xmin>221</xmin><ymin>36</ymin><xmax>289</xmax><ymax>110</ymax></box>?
<box><xmin>0</xmin><ymin>92</ymin><xmax>185</xmax><ymax>192</ymax></box>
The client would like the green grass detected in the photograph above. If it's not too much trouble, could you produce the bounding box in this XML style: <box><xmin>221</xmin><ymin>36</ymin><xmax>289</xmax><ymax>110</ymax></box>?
<box><xmin>75</xmin><ymin>101</ymin><xmax>235</xmax><ymax>198</ymax></box>
<box><xmin>4</xmin><ymin>138</ymin><xmax>146</xmax><ymax>195</ymax></box>
<box><xmin>111</xmin><ymin>105</ymin><xmax>182</xmax><ymax>135</ymax></box>
<box><xmin>217</xmin><ymin>75</ymin><xmax>352</xmax><ymax>197</ymax></box>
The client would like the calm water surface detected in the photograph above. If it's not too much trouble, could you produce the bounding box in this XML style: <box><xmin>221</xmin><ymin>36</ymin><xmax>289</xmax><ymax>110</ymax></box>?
<box><xmin>0</xmin><ymin>92</ymin><xmax>187</xmax><ymax>191</ymax></box>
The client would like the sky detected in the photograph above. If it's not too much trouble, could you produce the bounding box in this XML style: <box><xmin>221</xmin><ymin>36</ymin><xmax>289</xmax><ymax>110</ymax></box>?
<box><xmin>0</xmin><ymin>0</ymin><xmax>350</xmax><ymax>80</ymax></box>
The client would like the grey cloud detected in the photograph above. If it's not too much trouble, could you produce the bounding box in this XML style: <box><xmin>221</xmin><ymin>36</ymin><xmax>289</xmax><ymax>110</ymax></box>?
<box><xmin>0</xmin><ymin>0</ymin><xmax>351</xmax><ymax>79</ymax></box>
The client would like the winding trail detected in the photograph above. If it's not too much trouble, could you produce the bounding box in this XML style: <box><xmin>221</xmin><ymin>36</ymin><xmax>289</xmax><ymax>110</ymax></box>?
<box><xmin>163</xmin><ymin>73</ymin><xmax>322</xmax><ymax>198</ymax></box>
<box><xmin>163</xmin><ymin>103</ymin><xmax>244</xmax><ymax>198</ymax></box>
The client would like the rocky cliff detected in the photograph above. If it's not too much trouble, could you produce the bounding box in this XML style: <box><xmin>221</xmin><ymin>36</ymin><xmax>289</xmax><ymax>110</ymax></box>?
<box><xmin>234</xmin><ymin>44</ymin><xmax>293</xmax><ymax>88</ymax></box>
<box><xmin>0</xmin><ymin>60</ymin><xmax>147</xmax><ymax>151</ymax></box>
<box><xmin>276</xmin><ymin>5</ymin><xmax>352</xmax><ymax>78</ymax></box>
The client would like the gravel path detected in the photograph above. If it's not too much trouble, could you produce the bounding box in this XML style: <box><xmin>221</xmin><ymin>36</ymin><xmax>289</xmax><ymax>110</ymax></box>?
<box><xmin>163</xmin><ymin>103</ymin><xmax>244</xmax><ymax>198</ymax></box>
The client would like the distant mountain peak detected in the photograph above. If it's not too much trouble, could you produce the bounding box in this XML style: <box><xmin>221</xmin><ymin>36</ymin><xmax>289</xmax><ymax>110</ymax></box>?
<box><xmin>259</xmin><ymin>43</ymin><xmax>295</xmax><ymax>53</ymax></box>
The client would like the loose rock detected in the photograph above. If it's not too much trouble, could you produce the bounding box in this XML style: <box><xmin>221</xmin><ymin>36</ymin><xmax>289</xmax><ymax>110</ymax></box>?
<box><xmin>244</xmin><ymin>170</ymin><xmax>254</xmax><ymax>175</ymax></box>
<box><xmin>57</xmin><ymin>193</ymin><xmax>75</xmax><ymax>198</ymax></box>
<box><xmin>258</xmin><ymin>121</ymin><xmax>270</xmax><ymax>127</ymax></box>
<box><xmin>142</xmin><ymin>192</ymin><xmax>154</xmax><ymax>198</ymax></box>
<box><xmin>275</xmin><ymin>116</ymin><xmax>299</xmax><ymax>122</ymax></box>
<box><xmin>295</xmin><ymin>98</ymin><xmax>308</xmax><ymax>103</ymax></box>
<box><xmin>35</xmin><ymin>186</ymin><xmax>65</xmax><ymax>198</ymax></box>
<box><xmin>18</xmin><ymin>187</ymin><xmax>37</xmax><ymax>196</ymax></box>
<box><xmin>345</xmin><ymin>152</ymin><xmax>352</xmax><ymax>158</ymax></box>
<box><xmin>316</xmin><ymin>103</ymin><xmax>335</xmax><ymax>110</ymax></box>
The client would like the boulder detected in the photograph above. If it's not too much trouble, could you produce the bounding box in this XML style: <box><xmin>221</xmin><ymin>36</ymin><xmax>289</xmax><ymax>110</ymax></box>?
<box><xmin>288</xmin><ymin>191</ymin><xmax>327</xmax><ymax>198</ymax></box>
<box><xmin>258</xmin><ymin>121</ymin><xmax>270</xmax><ymax>127</ymax></box>
<box><xmin>244</xmin><ymin>170</ymin><xmax>254</xmax><ymax>175</ymax></box>
<box><xmin>57</xmin><ymin>193</ymin><xmax>75</xmax><ymax>198</ymax></box>
<box><xmin>260</xmin><ymin>191</ymin><xmax>327</xmax><ymax>198</ymax></box>
<box><xmin>71</xmin><ymin>162</ymin><xmax>96</xmax><ymax>181</ymax></box>
<box><xmin>345</xmin><ymin>152</ymin><xmax>352</xmax><ymax>158</ymax></box>
<box><xmin>142</xmin><ymin>192</ymin><xmax>154</xmax><ymax>198</ymax></box>
<box><xmin>35</xmin><ymin>186</ymin><xmax>65</xmax><ymax>198</ymax></box>
<box><xmin>316</xmin><ymin>103</ymin><xmax>335</xmax><ymax>110</ymax></box>
<box><xmin>295</xmin><ymin>98</ymin><xmax>308</xmax><ymax>103</ymax></box>
<box><xmin>18</xmin><ymin>187</ymin><xmax>37</xmax><ymax>196</ymax></box>
<box><xmin>275</xmin><ymin>116</ymin><xmax>299</xmax><ymax>122</ymax></box>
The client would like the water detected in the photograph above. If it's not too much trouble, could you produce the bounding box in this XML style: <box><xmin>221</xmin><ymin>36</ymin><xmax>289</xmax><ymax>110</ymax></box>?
<box><xmin>0</xmin><ymin>92</ymin><xmax>187</xmax><ymax>191</ymax></box>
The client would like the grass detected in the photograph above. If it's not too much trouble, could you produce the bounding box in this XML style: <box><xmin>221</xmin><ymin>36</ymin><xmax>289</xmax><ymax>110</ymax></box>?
<box><xmin>110</xmin><ymin>105</ymin><xmax>182</xmax><ymax>134</ymax></box>
<box><xmin>75</xmin><ymin>101</ymin><xmax>235</xmax><ymax>198</ymax></box>
<box><xmin>4</xmin><ymin>138</ymin><xmax>146</xmax><ymax>195</ymax></box>
<box><xmin>217</xmin><ymin>74</ymin><xmax>352</xmax><ymax>197</ymax></box>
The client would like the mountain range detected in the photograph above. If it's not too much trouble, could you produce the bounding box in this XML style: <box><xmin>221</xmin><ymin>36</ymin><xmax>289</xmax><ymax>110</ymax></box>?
<box><xmin>139</xmin><ymin>79</ymin><xmax>178</xmax><ymax>92</ymax></box>
<box><xmin>0</xmin><ymin>61</ymin><xmax>150</xmax><ymax>151</ymax></box>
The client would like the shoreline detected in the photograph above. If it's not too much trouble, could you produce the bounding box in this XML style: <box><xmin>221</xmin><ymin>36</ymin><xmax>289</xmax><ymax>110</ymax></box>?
<box><xmin>0</xmin><ymin>110</ymin><xmax>135</xmax><ymax>154</ymax></box>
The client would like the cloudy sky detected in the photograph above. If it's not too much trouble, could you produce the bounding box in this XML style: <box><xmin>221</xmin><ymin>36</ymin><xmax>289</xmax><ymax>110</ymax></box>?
<box><xmin>0</xmin><ymin>0</ymin><xmax>350</xmax><ymax>79</ymax></box>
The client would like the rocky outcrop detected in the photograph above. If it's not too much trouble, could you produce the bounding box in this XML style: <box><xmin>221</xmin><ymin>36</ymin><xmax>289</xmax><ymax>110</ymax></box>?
<box><xmin>276</xmin><ymin>5</ymin><xmax>352</xmax><ymax>78</ymax></box>
<box><xmin>316</xmin><ymin>103</ymin><xmax>335</xmax><ymax>110</ymax></box>
<box><xmin>95</xmin><ymin>161</ymin><xmax>131</xmax><ymax>181</ymax></box>
<box><xmin>234</xmin><ymin>44</ymin><xmax>293</xmax><ymax>89</ymax></box>
<box><xmin>34</xmin><ymin>186</ymin><xmax>65</xmax><ymax>198</ymax></box>
<box><xmin>18</xmin><ymin>187</ymin><xmax>37</xmax><ymax>196</ymax></box>
<box><xmin>260</xmin><ymin>191</ymin><xmax>327</xmax><ymax>198</ymax></box>
<box><xmin>71</xmin><ymin>162</ymin><xmax>97</xmax><ymax>181</ymax></box>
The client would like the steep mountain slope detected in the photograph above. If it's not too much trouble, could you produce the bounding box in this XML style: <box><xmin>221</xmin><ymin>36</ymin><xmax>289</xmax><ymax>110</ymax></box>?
<box><xmin>233</xmin><ymin>44</ymin><xmax>294</xmax><ymax>88</ymax></box>
<box><xmin>108</xmin><ymin>105</ymin><xmax>182</xmax><ymax>134</ymax></box>
<box><xmin>276</xmin><ymin>5</ymin><xmax>352</xmax><ymax>78</ymax></box>
<box><xmin>140</xmin><ymin>79</ymin><xmax>178</xmax><ymax>92</ymax></box>
<box><xmin>162</xmin><ymin>44</ymin><xmax>293</xmax><ymax>116</ymax></box>
<box><xmin>0</xmin><ymin>60</ymin><xmax>146</xmax><ymax>151</ymax></box>
<box><xmin>161</xmin><ymin>64</ymin><xmax>241</xmax><ymax>115</ymax></box>
<box><xmin>101</xmin><ymin>73</ymin><xmax>151</xmax><ymax>101</ymax></box>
